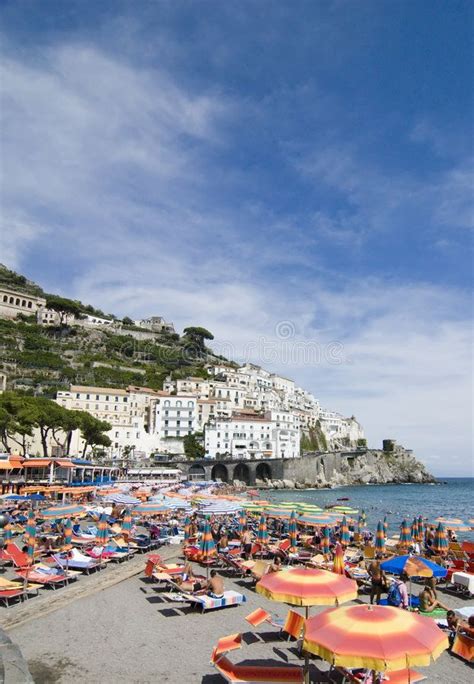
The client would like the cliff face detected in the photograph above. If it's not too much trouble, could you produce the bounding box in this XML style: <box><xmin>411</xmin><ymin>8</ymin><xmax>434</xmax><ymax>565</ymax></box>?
<box><xmin>262</xmin><ymin>448</ymin><xmax>435</xmax><ymax>488</ymax></box>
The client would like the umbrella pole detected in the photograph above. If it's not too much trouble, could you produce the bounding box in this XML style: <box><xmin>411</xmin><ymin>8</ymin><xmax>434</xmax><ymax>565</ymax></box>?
<box><xmin>304</xmin><ymin>605</ymin><xmax>309</xmax><ymax>684</ymax></box>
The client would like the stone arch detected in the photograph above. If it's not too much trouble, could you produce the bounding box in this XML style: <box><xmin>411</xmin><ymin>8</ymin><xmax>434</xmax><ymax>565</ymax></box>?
<box><xmin>188</xmin><ymin>463</ymin><xmax>206</xmax><ymax>480</ymax></box>
<box><xmin>211</xmin><ymin>463</ymin><xmax>229</xmax><ymax>483</ymax></box>
<box><xmin>233</xmin><ymin>462</ymin><xmax>250</xmax><ymax>485</ymax></box>
<box><xmin>256</xmin><ymin>462</ymin><xmax>272</xmax><ymax>481</ymax></box>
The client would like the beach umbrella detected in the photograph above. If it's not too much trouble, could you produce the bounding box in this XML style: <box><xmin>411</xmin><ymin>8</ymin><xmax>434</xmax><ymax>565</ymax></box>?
<box><xmin>321</xmin><ymin>526</ymin><xmax>331</xmax><ymax>555</ymax></box>
<box><xmin>256</xmin><ymin>567</ymin><xmax>357</xmax><ymax>611</ymax></box>
<box><xmin>131</xmin><ymin>503</ymin><xmax>170</xmax><ymax>516</ymax></box>
<box><xmin>399</xmin><ymin>519</ymin><xmax>412</xmax><ymax>548</ymax></box>
<box><xmin>26</xmin><ymin>515</ymin><xmax>36</xmax><ymax>565</ymax></box>
<box><xmin>340</xmin><ymin>516</ymin><xmax>350</xmax><ymax>547</ymax></box>
<box><xmin>410</xmin><ymin>518</ymin><xmax>418</xmax><ymax>541</ymax></box>
<box><xmin>380</xmin><ymin>555</ymin><xmax>447</xmax><ymax>579</ymax></box>
<box><xmin>303</xmin><ymin>604</ymin><xmax>448</xmax><ymax>672</ymax></box>
<box><xmin>106</xmin><ymin>494</ymin><xmax>140</xmax><ymax>505</ymax></box>
<box><xmin>299</xmin><ymin>515</ymin><xmax>333</xmax><ymax>527</ymax></box>
<box><xmin>265</xmin><ymin>507</ymin><xmax>293</xmax><ymax>520</ymax></box>
<box><xmin>375</xmin><ymin>521</ymin><xmax>385</xmax><ymax>553</ymax></box>
<box><xmin>96</xmin><ymin>513</ymin><xmax>109</xmax><ymax>544</ymax></box>
<box><xmin>433</xmin><ymin>522</ymin><xmax>448</xmax><ymax>553</ymax></box>
<box><xmin>41</xmin><ymin>504</ymin><xmax>85</xmax><ymax>519</ymax></box>
<box><xmin>238</xmin><ymin>510</ymin><xmax>247</xmax><ymax>536</ymax></box>
<box><xmin>183</xmin><ymin>516</ymin><xmax>191</xmax><ymax>543</ymax></box>
<box><xmin>257</xmin><ymin>514</ymin><xmax>268</xmax><ymax>545</ymax></box>
<box><xmin>288</xmin><ymin>511</ymin><xmax>298</xmax><ymax>553</ymax></box>
<box><xmin>294</xmin><ymin>503</ymin><xmax>324</xmax><ymax>514</ymax></box>
<box><xmin>63</xmin><ymin>518</ymin><xmax>73</xmax><ymax>551</ymax></box>
<box><xmin>198</xmin><ymin>519</ymin><xmax>217</xmax><ymax>576</ymax></box>
<box><xmin>122</xmin><ymin>508</ymin><xmax>132</xmax><ymax>537</ymax></box>
<box><xmin>24</xmin><ymin>510</ymin><xmax>35</xmax><ymax>546</ymax></box>
<box><xmin>333</xmin><ymin>542</ymin><xmax>345</xmax><ymax>575</ymax></box>
<box><xmin>416</xmin><ymin>516</ymin><xmax>425</xmax><ymax>542</ymax></box>
<box><xmin>4</xmin><ymin>522</ymin><xmax>12</xmax><ymax>545</ymax></box>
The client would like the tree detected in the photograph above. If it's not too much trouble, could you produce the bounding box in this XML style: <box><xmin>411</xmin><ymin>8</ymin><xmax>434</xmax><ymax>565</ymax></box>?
<box><xmin>76</xmin><ymin>411</ymin><xmax>112</xmax><ymax>457</ymax></box>
<box><xmin>182</xmin><ymin>327</ymin><xmax>214</xmax><ymax>356</ymax></box>
<box><xmin>183</xmin><ymin>433</ymin><xmax>205</xmax><ymax>460</ymax></box>
<box><xmin>32</xmin><ymin>397</ymin><xmax>74</xmax><ymax>458</ymax></box>
<box><xmin>45</xmin><ymin>295</ymin><xmax>82</xmax><ymax>326</ymax></box>
<box><xmin>0</xmin><ymin>393</ymin><xmax>36</xmax><ymax>455</ymax></box>
<box><xmin>122</xmin><ymin>316</ymin><xmax>134</xmax><ymax>326</ymax></box>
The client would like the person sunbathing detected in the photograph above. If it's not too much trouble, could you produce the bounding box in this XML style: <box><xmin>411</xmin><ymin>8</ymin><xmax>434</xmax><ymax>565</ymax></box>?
<box><xmin>207</xmin><ymin>569</ymin><xmax>224</xmax><ymax>598</ymax></box>
<box><xmin>268</xmin><ymin>556</ymin><xmax>282</xmax><ymax>573</ymax></box>
<box><xmin>419</xmin><ymin>580</ymin><xmax>449</xmax><ymax>612</ymax></box>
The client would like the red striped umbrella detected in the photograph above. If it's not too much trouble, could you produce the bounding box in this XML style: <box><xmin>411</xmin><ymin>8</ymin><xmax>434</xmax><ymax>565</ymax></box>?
<box><xmin>199</xmin><ymin>519</ymin><xmax>217</xmax><ymax>561</ymax></box>
<box><xmin>333</xmin><ymin>542</ymin><xmax>345</xmax><ymax>575</ymax></box>
<box><xmin>256</xmin><ymin>567</ymin><xmax>357</xmax><ymax>609</ymax></box>
<box><xmin>257</xmin><ymin>514</ymin><xmax>268</xmax><ymax>544</ymax></box>
<box><xmin>303</xmin><ymin>604</ymin><xmax>448</xmax><ymax>671</ymax></box>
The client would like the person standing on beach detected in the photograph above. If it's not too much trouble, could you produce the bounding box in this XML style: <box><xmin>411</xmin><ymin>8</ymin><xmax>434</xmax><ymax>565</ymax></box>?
<box><xmin>368</xmin><ymin>558</ymin><xmax>387</xmax><ymax>605</ymax></box>
<box><xmin>241</xmin><ymin>527</ymin><xmax>253</xmax><ymax>559</ymax></box>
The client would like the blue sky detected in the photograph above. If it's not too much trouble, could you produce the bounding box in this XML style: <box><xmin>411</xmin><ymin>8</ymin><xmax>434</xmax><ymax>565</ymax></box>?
<box><xmin>1</xmin><ymin>1</ymin><xmax>472</xmax><ymax>475</ymax></box>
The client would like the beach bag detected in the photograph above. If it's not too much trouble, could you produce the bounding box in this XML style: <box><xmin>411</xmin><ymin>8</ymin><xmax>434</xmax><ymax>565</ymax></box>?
<box><xmin>387</xmin><ymin>580</ymin><xmax>402</xmax><ymax>607</ymax></box>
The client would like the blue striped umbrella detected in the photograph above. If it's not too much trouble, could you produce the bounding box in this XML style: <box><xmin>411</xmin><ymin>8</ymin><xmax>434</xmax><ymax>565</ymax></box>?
<box><xmin>183</xmin><ymin>516</ymin><xmax>191</xmax><ymax>543</ymax></box>
<box><xmin>26</xmin><ymin>516</ymin><xmax>36</xmax><ymax>565</ymax></box>
<box><xmin>122</xmin><ymin>508</ymin><xmax>132</xmax><ymax>536</ymax></box>
<box><xmin>399</xmin><ymin>519</ymin><xmax>412</xmax><ymax>548</ymax></box>
<box><xmin>321</xmin><ymin>526</ymin><xmax>331</xmax><ymax>555</ymax></box>
<box><xmin>41</xmin><ymin>504</ymin><xmax>85</xmax><ymax>519</ymax></box>
<box><xmin>433</xmin><ymin>522</ymin><xmax>448</xmax><ymax>554</ymax></box>
<box><xmin>96</xmin><ymin>513</ymin><xmax>109</xmax><ymax>544</ymax></box>
<box><xmin>340</xmin><ymin>516</ymin><xmax>350</xmax><ymax>546</ymax></box>
<box><xmin>257</xmin><ymin>514</ymin><xmax>268</xmax><ymax>545</ymax></box>
<box><xmin>25</xmin><ymin>510</ymin><xmax>36</xmax><ymax>546</ymax></box>
<box><xmin>63</xmin><ymin>518</ymin><xmax>73</xmax><ymax>551</ymax></box>
<box><xmin>238</xmin><ymin>510</ymin><xmax>247</xmax><ymax>537</ymax></box>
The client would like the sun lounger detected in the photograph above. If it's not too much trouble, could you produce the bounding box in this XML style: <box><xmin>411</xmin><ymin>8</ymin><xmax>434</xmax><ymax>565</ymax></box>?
<box><xmin>0</xmin><ymin>588</ymin><xmax>26</xmax><ymax>607</ymax></box>
<box><xmin>183</xmin><ymin>589</ymin><xmax>246</xmax><ymax>613</ymax></box>
<box><xmin>52</xmin><ymin>551</ymin><xmax>104</xmax><ymax>574</ymax></box>
<box><xmin>15</xmin><ymin>568</ymin><xmax>69</xmax><ymax>589</ymax></box>
<box><xmin>210</xmin><ymin>633</ymin><xmax>304</xmax><ymax>683</ymax></box>
<box><xmin>4</xmin><ymin>544</ymin><xmax>31</xmax><ymax>568</ymax></box>
<box><xmin>219</xmin><ymin>554</ymin><xmax>252</xmax><ymax>577</ymax></box>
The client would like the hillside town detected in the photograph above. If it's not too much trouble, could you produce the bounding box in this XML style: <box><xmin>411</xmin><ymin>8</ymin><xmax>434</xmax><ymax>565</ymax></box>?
<box><xmin>0</xmin><ymin>280</ymin><xmax>364</xmax><ymax>464</ymax></box>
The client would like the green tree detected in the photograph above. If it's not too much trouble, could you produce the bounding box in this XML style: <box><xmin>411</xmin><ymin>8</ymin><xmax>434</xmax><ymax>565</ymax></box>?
<box><xmin>32</xmin><ymin>397</ymin><xmax>75</xmax><ymax>458</ymax></box>
<box><xmin>182</xmin><ymin>326</ymin><xmax>214</xmax><ymax>356</ymax></box>
<box><xmin>183</xmin><ymin>432</ymin><xmax>205</xmax><ymax>459</ymax></box>
<box><xmin>0</xmin><ymin>393</ymin><xmax>36</xmax><ymax>455</ymax></box>
<box><xmin>45</xmin><ymin>295</ymin><xmax>82</xmax><ymax>325</ymax></box>
<box><xmin>122</xmin><ymin>316</ymin><xmax>134</xmax><ymax>326</ymax></box>
<box><xmin>76</xmin><ymin>411</ymin><xmax>112</xmax><ymax>457</ymax></box>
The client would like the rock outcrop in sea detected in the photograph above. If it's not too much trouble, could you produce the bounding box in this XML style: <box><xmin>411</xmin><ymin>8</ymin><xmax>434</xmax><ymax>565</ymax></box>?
<box><xmin>255</xmin><ymin>446</ymin><xmax>435</xmax><ymax>489</ymax></box>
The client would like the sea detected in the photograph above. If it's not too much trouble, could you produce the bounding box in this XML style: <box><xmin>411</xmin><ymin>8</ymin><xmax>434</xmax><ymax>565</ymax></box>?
<box><xmin>264</xmin><ymin>477</ymin><xmax>474</xmax><ymax>540</ymax></box>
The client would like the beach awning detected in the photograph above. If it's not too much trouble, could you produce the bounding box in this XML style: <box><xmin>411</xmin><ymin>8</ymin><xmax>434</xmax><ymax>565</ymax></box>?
<box><xmin>23</xmin><ymin>459</ymin><xmax>52</xmax><ymax>468</ymax></box>
<box><xmin>54</xmin><ymin>460</ymin><xmax>74</xmax><ymax>468</ymax></box>
<box><xmin>0</xmin><ymin>461</ymin><xmax>23</xmax><ymax>470</ymax></box>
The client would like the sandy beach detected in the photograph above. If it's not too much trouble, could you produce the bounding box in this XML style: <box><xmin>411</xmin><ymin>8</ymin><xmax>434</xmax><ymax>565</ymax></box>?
<box><xmin>4</xmin><ymin>550</ymin><xmax>472</xmax><ymax>684</ymax></box>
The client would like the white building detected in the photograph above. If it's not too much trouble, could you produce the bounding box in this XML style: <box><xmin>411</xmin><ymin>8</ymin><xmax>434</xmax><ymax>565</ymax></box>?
<box><xmin>0</xmin><ymin>287</ymin><xmax>46</xmax><ymax>319</ymax></box>
<box><xmin>154</xmin><ymin>395</ymin><xmax>197</xmax><ymax>440</ymax></box>
<box><xmin>205</xmin><ymin>410</ymin><xmax>300</xmax><ymax>460</ymax></box>
<box><xmin>133</xmin><ymin>316</ymin><xmax>175</xmax><ymax>333</ymax></box>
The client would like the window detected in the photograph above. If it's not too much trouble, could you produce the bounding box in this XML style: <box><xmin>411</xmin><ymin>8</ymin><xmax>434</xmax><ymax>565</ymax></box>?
<box><xmin>115</xmin><ymin>396</ymin><xmax>119</xmax><ymax>402</ymax></box>
<box><xmin>176</xmin><ymin>420</ymin><xmax>180</xmax><ymax>426</ymax></box>
<box><xmin>188</xmin><ymin>421</ymin><xmax>192</xmax><ymax>426</ymax></box>
<box><xmin>28</xmin><ymin>301</ymin><xmax>32</xmax><ymax>308</ymax></box>
<box><xmin>96</xmin><ymin>395</ymin><xmax>99</xmax><ymax>400</ymax></box>
<box><xmin>164</xmin><ymin>420</ymin><xmax>168</xmax><ymax>426</ymax></box>
<box><xmin>176</xmin><ymin>411</ymin><xmax>180</xmax><ymax>417</ymax></box>
<box><xmin>114</xmin><ymin>406</ymin><xmax>118</xmax><ymax>411</ymax></box>
<box><xmin>21</xmin><ymin>299</ymin><xmax>26</xmax><ymax>307</ymax></box>
<box><xmin>123</xmin><ymin>397</ymin><xmax>128</xmax><ymax>403</ymax></box>
<box><xmin>86</xmin><ymin>394</ymin><xmax>90</xmax><ymax>399</ymax></box>
<box><xmin>188</xmin><ymin>401</ymin><xmax>193</xmax><ymax>407</ymax></box>
<box><xmin>164</xmin><ymin>430</ymin><xmax>168</xmax><ymax>437</ymax></box>
<box><xmin>76</xmin><ymin>393</ymin><xmax>80</xmax><ymax>399</ymax></box>
<box><xmin>115</xmin><ymin>432</ymin><xmax>119</xmax><ymax>438</ymax></box>
<box><xmin>15</xmin><ymin>298</ymin><xmax>20</xmax><ymax>305</ymax></box>
<box><xmin>126</xmin><ymin>432</ymin><xmax>130</xmax><ymax>438</ymax></box>
<box><xmin>164</xmin><ymin>400</ymin><xmax>170</xmax><ymax>407</ymax></box>
<box><xmin>136</xmin><ymin>432</ymin><xmax>140</xmax><ymax>439</ymax></box>
<box><xmin>95</xmin><ymin>404</ymin><xmax>99</xmax><ymax>410</ymax></box>
<box><xmin>2</xmin><ymin>295</ymin><xmax>6</xmax><ymax>302</ymax></box>
<box><xmin>176</xmin><ymin>430</ymin><xmax>180</xmax><ymax>436</ymax></box>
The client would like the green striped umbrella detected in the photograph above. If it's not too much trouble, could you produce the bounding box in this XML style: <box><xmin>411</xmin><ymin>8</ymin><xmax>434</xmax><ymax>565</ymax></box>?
<box><xmin>25</xmin><ymin>510</ymin><xmax>35</xmax><ymax>547</ymax></box>
<box><xmin>96</xmin><ymin>513</ymin><xmax>109</xmax><ymax>544</ymax></box>
<box><xmin>321</xmin><ymin>526</ymin><xmax>331</xmax><ymax>555</ymax></box>
<box><xmin>375</xmin><ymin>521</ymin><xmax>385</xmax><ymax>552</ymax></box>
<box><xmin>289</xmin><ymin>511</ymin><xmax>298</xmax><ymax>552</ymax></box>
<box><xmin>416</xmin><ymin>516</ymin><xmax>424</xmax><ymax>542</ymax></box>
<box><xmin>433</xmin><ymin>522</ymin><xmax>448</xmax><ymax>553</ymax></box>
<box><xmin>122</xmin><ymin>508</ymin><xmax>132</xmax><ymax>536</ymax></box>
<box><xmin>63</xmin><ymin>518</ymin><xmax>73</xmax><ymax>551</ymax></box>
<box><xmin>340</xmin><ymin>516</ymin><xmax>350</xmax><ymax>546</ymax></box>
<box><xmin>26</xmin><ymin>516</ymin><xmax>36</xmax><ymax>565</ymax></box>
<box><xmin>257</xmin><ymin>514</ymin><xmax>268</xmax><ymax>544</ymax></box>
<box><xmin>238</xmin><ymin>510</ymin><xmax>247</xmax><ymax>536</ymax></box>
<box><xmin>399</xmin><ymin>519</ymin><xmax>412</xmax><ymax>548</ymax></box>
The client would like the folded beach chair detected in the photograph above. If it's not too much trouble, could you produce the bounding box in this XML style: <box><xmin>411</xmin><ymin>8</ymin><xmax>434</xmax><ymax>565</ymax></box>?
<box><xmin>245</xmin><ymin>608</ymin><xmax>284</xmax><ymax>630</ymax></box>
<box><xmin>210</xmin><ymin>632</ymin><xmax>303</xmax><ymax>683</ymax></box>
<box><xmin>250</xmin><ymin>560</ymin><xmax>271</xmax><ymax>581</ymax></box>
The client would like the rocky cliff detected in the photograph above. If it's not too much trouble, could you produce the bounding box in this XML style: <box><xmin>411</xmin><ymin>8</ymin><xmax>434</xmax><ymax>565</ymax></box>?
<box><xmin>259</xmin><ymin>447</ymin><xmax>436</xmax><ymax>489</ymax></box>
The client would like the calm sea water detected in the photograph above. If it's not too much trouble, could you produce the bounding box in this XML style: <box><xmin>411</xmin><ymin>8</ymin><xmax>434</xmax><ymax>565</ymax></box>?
<box><xmin>265</xmin><ymin>478</ymin><xmax>474</xmax><ymax>539</ymax></box>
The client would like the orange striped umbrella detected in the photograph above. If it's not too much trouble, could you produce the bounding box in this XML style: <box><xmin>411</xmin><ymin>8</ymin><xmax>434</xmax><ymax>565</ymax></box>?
<box><xmin>199</xmin><ymin>519</ymin><xmax>217</xmax><ymax>561</ymax></box>
<box><xmin>433</xmin><ymin>522</ymin><xmax>448</xmax><ymax>553</ymax></box>
<box><xmin>303</xmin><ymin>604</ymin><xmax>448</xmax><ymax>671</ymax></box>
<box><xmin>256</xmin><ymin>567</ymin><xmax>357</xmax><ymax>609</ymax></box>
<box><xmin>333</xmin><ymin>542</ymin><xmax>345</xmax><ymax>575</ymax></box>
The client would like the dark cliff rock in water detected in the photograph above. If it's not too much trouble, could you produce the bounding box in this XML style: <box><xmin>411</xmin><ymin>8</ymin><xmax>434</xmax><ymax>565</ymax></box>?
<box><xmin>259</xmin><ymin>447</ymin><xmax>436</xmax><ymax>489</ymax></box>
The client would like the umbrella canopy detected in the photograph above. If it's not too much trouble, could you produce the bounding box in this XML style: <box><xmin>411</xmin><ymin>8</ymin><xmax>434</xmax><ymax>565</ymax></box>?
<box><xmin>333</xmin><ymin>542</ymin><xmax>345</xmax><ymax>575</ymax></box>
<box><xmin>303</xmin><ymin>604</ymin><xmax>448</xmax><ymax>671</ymax></box>
<box><xmin>106</xmin><ymin>494</ymin><xmax>140</xmax><ymax>505</ymax></box>
<box><xmin>96</xmin><ymin>513</ymin><xmax>109</xmax><ymax>544</ymax></box>
<box><xmin>416</xmin><ymin>516</ymin><xmax>424</xmax><ymax>542</ymax></box>
<box><xmin>380</xmin><ymin>555</ymin><xmax>447</xmax><ymax>579</ymax></box>
<box><xmin>321</xmin><ymin>526</ymin><xmax>331</xmax><ymax>555</ymax></box>
<box><xmin>299</xmin><ymin>515</ymin><xmax>333</xmax><ymax>527</ymax></box>
<box><xmin>340</xmin><ymin>516</ymin><xmax>350</xmax><ymax>546</ymax></box>
<box><xmin>4</xmin><ymin>494</ymin><xmax>28</xmax><ymax>501</ymax></box>
<box><xmin>433</xmin><ymin>522</ymin><xmax>448</xmax><ymax>553</ymax></box>
<box><xmin>265</xmin><ymin>507</ymin><xmax>294</xmax><ymax>519</ymax></box>
<box><xmin>399</xmin><ymin>520</ymin><xmax>412</xmax><ymax>548</ymax></box>
<box><xmin>288</xmin><ymin>511</ymin><xmax>298</xmax><ymax>553</ymax></box>
<box><xmin>375</xmin><ymin>521</ymin><xmax>385</xmax><ymax>553</ymax></box>
<box><xmin>131</xmin><ymin>503</ymin><xmax>170</xmax><ymax>516</ymax></box>
<box><xmin>41</xmin><ymin>504</ymin><xmax>85</xmax><ymax>519</ymax></box>
<box><xmin>257</xmin><ymin>515</ymin><xmax>268</xmax><ymax>544</ymax></box>
<box><xmin>238</xmin><ymin>510</ymin><xmax>247</xmax><ymax>536</ymax></box>
<box><xmin>122</xmin><ymin>509</ymin><xmax>132</xmax><ymax>537</ymax></box>
<box><xmin>256</xmin><ymin>567</ymin><xmax>357</xmax><ymax>607</ymax></box>
<box><xmin>63</xmin><ymin>518</ymin><xmax>73</xmax><ymax>550</ymax></box>
<box><xmin>26</xmin><ymin>494</ymin><xmax>46</xmax><ymax>501</ymax></box>
<box><xmin>25</xmin><ymin>510</ymin><xmax>35</xmax><ymax>546</ymax></box>
<box><xmin>198</xmin><ymin>519</ymin><xmax>217</xmax><ymax>561</ymax></box>
<box><xmin>26</xmin><ymin>517</ymin><xmax>36</xmax><ymax>565</ymax></box>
